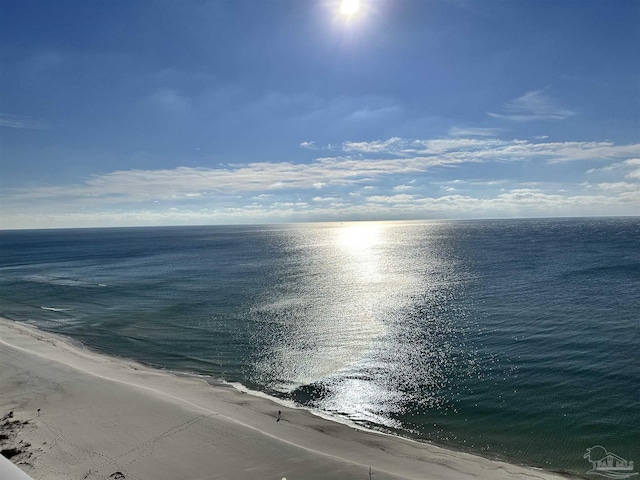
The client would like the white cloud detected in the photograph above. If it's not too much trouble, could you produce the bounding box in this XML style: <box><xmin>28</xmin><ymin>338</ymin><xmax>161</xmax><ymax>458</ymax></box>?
<box><xmin>342</xmin><ymin>137</ymin><xmax>509</xmax><ymax>156</ymax></box>
<box><xmin>3</xmin><ymin>135</ymin><xmax>639</xmax><ymax>229</ymax></box>
<box><xmin>596</xmin><ymin>182</ymin><xmax>639</xmax><ymax>192</ymax></box>
<box><xmin>585</xmin><ymin>157</ymin><xmax>640</xmax><ymax>185</ymax></box>
<box><xmin>300</xmin><ymin>141</ymin><xmax>317</xmax><ymax>149</ymax></box>
<box><xmin>342</xmin><ymin>137</ymin><xmax>409</xmax><ymax>154</ymax></box>
<box><xmin>5</xmin><ymin>138</ymin><xmax>639</xmax><ymax>211</ymax></box>
<box><xmin>338</xmin><ymin>137</ymin><xmax>638</xmax><ymax>164</ymax></box>
<box><xmin>367</xmin><ymin>194</ymin><xmax>415</xmax><ymax>204</ymax></box>
<box><xmin>489</xmin><ymin>90</ymin><xmax>577</xmax><ymax>122</ymax></box>
<box><xmin>312</xmin><ymin>196</ymin><xmax>338</xmax><ymax>202</ymax></box>
<box><xmin>2</xmin><ymin>186</ymin><xmax>638</xmax><ymax>230</ymax></box>
<box><xmin>519</xmin><ymin>142</ymin><xmax>639</xmax><ymax>163</ymax></box>
<box><xmin>626</xmin><ymin>169</ymin><xmax>640</xmax><ymax>180</ymax></box>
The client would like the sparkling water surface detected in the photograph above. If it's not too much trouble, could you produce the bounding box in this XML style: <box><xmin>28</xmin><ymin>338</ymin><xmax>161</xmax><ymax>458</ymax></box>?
<box><xmin>1</xmin><ymin>218</ymin><xmax>638</xmax><ymax>476</ymax></box>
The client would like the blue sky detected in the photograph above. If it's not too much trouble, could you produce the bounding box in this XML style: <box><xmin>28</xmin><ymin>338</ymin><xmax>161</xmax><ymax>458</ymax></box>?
<box><xmin>1</xmin><ymin>0</ymin><xmax>639</xmax><ymax>228</ymax></box>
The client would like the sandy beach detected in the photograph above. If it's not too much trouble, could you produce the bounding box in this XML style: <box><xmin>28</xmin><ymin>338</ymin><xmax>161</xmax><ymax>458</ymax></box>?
<box><xmin>0</xmin><ymin>318</ymin><xmax>577</xmax><ymax>480</ymax></box>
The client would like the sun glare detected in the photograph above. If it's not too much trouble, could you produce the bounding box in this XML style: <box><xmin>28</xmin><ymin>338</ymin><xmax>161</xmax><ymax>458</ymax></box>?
<box><xmin>340</xmin><ymin>0</ymin><xmax>360</xmax><ymax>16</ymax></box>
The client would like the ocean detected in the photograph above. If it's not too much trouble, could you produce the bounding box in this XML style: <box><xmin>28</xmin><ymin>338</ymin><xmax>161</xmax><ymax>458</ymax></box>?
<box><xmin>1</xmin><ymin>217</ymin><xmax>638</xmax><ymax>477</ymax></box>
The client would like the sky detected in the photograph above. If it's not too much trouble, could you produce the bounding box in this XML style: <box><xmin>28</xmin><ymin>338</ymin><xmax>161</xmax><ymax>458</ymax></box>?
<box><xmin>1</xmin><ymin>0</ymin><xmax>639</xmax><ymax>229</ymax></box>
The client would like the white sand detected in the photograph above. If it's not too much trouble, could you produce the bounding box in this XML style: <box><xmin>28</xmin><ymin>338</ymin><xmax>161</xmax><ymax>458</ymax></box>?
<box><xmin>0</xmin><ymin>318</ymin><xmax>576</xmax><ymax>480</ymax></box>
<box><xmin>0</xmin><ymin>454</ymin><xmax>34</xmax><ymax>480</ymax></box>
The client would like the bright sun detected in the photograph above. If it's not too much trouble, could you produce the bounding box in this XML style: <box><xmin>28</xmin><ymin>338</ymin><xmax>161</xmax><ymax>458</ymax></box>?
<box><xmin>340</xmin><ymin>0</ymin><xmax>360</xmax><ymax>16</ymax></box>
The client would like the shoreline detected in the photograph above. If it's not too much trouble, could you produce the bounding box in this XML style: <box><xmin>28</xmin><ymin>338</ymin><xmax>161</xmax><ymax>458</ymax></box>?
<box><xmin>0</xmin><ymin>317</ymin><xmax>580</xmax><ymax>480</ymax></box>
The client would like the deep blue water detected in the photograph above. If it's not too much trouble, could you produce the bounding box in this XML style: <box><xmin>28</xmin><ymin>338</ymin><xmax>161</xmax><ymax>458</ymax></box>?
<box><xmin>1</xmin><ymin>218</ymin><xmax>638</xmax><ymax>476</ymax></box>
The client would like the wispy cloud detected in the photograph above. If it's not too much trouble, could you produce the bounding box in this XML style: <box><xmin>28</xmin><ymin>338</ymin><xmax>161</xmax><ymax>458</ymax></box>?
<box><xmin>339</xmin><ymin>137</ymin><xmax>638</xmax><ymax>163</ymax></box>
<box><xmin>342</xmin><ymin>137</ymin><xmax>410</xmax><ymax>154</ymax></box>
<box><xmin>393</xmin><ymin>184</ymin><xmax>414</xmax><ymax>191</ymax></box>
<box><xmin>585</xmin><ymin>157</ymin><xmax>640</xmax><ymax>183</ymax></box>
<box><xmin>0</xmin><ymin>113</ymin><xmax>47</xmax><ymax>129</ymax></box>
<box><xmin>367</xmin><ymin>194</ymin><xmax>415</xmax><ymax>204</ymax></box>
<box><xmin>2</xmin><ymin>135</ymin><xmax>638</xmax><ymax>229</ymax></box>
<box><xmin>586</xmin><ymin>158</ymin><xmax>640</xmax><ymax>174</ymax></box>
<box><xmin>5</xmin><ymin>138</ymin><xmax>638</xmax><ymax>208</ymax></box>
<box><xmin>488</xmin><ymin>90</ymin><xmax>577</xmax><ymax>122</ymax></box>
<box><xmin>595</xmin><ymin>182</ymin><xmax>639</xmax><ymax>192</ymax></box>
<box><xmin>312</xmin><ymin>196</ymin><xmax>339</xmax><ymax>202</ymax></box>
<box><xmin>342</xmin><ymin>137</ymin><xmax>510</xmax><ymax>156</ymax></box>
<box><xmin>3</xmin><ymin>186</ymin><xmax>638</xmax><ymax>230</ymax></box>
<box><xmin>448</xmin><ymin>127</ymin><xmax>504</xmax><ymax>137</ymax></box>
<box><xmin>626</xmin><ymin>169</ymin><xmax>640</xmax><ymax>180</ymax></box>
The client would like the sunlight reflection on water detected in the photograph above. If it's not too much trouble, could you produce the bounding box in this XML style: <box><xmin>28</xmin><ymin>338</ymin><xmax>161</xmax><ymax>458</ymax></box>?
<box><xmin>250</xmin><ymin>221</ymin><xmax>471</xmax><ymax>427</ymax></box>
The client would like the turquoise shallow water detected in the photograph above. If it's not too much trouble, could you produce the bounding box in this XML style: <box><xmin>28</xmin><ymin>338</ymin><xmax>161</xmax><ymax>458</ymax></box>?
<box><xmin>1</xmin><ymin>218</ymin><xmax>638</xmax><ymax>476</ymax></box>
